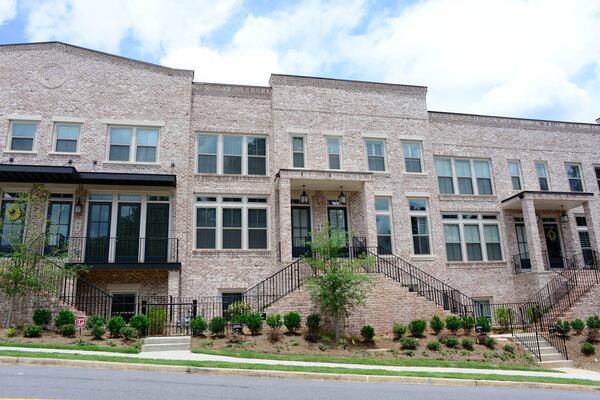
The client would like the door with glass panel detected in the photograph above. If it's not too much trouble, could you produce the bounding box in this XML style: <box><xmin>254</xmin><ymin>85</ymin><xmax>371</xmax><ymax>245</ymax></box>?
<box><xmin>85</xmin><ymin>203</ymin><xmax>112</xmax><ymax>263</ymax></box>
<box><xmin>145</xmin><ymin>203</ymin><xmax>169</xmax><ymax>263</ymax></box>
<box><xmin>291</xmin><ymin>206</ymin><xmax>311</xmax><ymax>258</ymax></box>
<box><xmin>328</xmin><ymin>207</ymin><xmax>348</xmax><ymax>256</ymax></box>
<box><xmin>115</xmin><ymin>203</ymin><xmax>141</xmax><ymax>263</ymax></box>
<box><xmin>514</xmin><ymin>223</ymin><xmax>530</xmax><ymax>269</ymax></box>
<box><xmin>46</xmin><ymin>201</ymin><xmax>72</xmax><ymax>255</ymax></box>
<box><xmin>543</xmin><ymin>223</ymin><xmax>564</xmax><ymax>268</ymax></box>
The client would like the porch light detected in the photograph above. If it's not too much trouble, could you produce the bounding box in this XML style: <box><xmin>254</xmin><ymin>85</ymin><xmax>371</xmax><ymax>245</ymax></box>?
<box><xmin>338</xmin><ymin>186</ymin><xmax>346</xmax><ymax>205</ymax></box>
<box><xmin>299</xmin><ymin>185</ymin><xmax>309</xmax><ymax>204</ymax></box>
<box><xmin>560</xmin><ymin>212</ymin><xmax>569</xmax><ymax>223</ymax></box>
<box><xmin>74</xmin><ymin>196</ymin><xmax>83</xmax><ymax>214</ymax></box>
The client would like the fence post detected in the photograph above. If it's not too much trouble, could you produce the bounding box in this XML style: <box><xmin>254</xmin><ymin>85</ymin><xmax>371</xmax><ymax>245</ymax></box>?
<box><xmin>141</xmin><ymin>300</ymin><xmax>147</xmax><ymax>315</ymax></box>
<box><xmin>192</xmin><ymin>299</ymin><xmax>197</xmax><ymax>318</ymax></box>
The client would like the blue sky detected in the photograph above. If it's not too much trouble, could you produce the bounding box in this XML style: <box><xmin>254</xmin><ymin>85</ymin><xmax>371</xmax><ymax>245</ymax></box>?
<box><xmin>1</xmin><ymin>0</ymin><xmax>599</xmax><ymax>122</ymax></box>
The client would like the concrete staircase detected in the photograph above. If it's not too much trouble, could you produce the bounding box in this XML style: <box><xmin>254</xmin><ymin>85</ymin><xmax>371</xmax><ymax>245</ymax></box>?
<box><xmin>514</xmin><ymin>333</ymin><xmax>573</xmax><ymax>368</ymax></box>
<box><xmin>141</xmin><ymin>336</ymin><xmax>191</xmax><ymax>352</ymax></box>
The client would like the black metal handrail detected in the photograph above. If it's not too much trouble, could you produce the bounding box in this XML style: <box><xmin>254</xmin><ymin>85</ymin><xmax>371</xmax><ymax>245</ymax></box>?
<box><xmin>542</xmin><ymin>249</ymin><xmax>573</xmax><ymax>271</ymax></box>
<box><xmin>512</xmin><ymin>252</ymin><xmax>531</xmax><ymax>273</ymax></box>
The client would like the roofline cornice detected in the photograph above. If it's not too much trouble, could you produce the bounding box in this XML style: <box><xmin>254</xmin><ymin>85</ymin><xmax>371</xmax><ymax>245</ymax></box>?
<box><xmin>192</xmin><ymin>82</ymin><xmax>271</xmax><ymax>99</ymax></box>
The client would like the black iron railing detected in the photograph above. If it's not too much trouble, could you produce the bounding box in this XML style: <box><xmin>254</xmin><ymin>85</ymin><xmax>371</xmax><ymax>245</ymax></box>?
<box><xmin>542</xmin><ymin>249</ymin><xmax>573</xmax><ymax>270</ymax></box>
<box><xmin>512</xmin><ymin>252</ymin><xmax>531</xmax><ymax>273</ymax></box>
<box><xmin>292</xmin><ymin>236</ymin><xmax>311</xmax><ymax>259</ymax></box>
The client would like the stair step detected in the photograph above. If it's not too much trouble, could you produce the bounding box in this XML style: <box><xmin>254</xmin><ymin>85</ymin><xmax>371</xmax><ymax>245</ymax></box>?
<box><xmin>143</xmin><ymin>336</ymin><xmax>191</xmax><ymax>345</ymax></box>
<box><xmin>140</xmin><ymin>342</ymin><xmax>191</xmax><ymax>352</ymax></box>
<box><xmin>540</xmin><ymin>353</ymin><xmax>566</xmax><ymax>361</ymax></box>
<box><xmin>539</xmin><ymin>360</ymin><xmax>574</xmax><ymax>368</ymax></box>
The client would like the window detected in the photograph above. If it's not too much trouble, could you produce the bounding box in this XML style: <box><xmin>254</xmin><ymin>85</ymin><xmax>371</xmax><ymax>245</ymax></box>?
<box><xmin>408</xmin><ymin>198</ymin><xmax>430</xmax><ymax>255</ymax></box>
<box><xmin>474</xmin><ymin>298</ymin><xmax>492</xmax><ymax>319</ymax></box>
<box><xmin>508</xmin><ymin>160</ymin><xmax>522</xmax><ymax>190</ymax></box>
<box><xmin>576</xmin><ymin>216</ymin><xmax>594</xmax><ymax>265</ymax></box>
<box><xmin>326</xmin><ymin>137</ymin><xmax>341</xmax><ymax>170</ymax></box>
<box><xmin>197</xmin><ymin>134</ymin><xmax>267</xmax><ymax>175</ymax></box>
<box><xmin>595</xmin><ymin>166</ymin><xmax>600</xmax><ymax>191</ymax></box>
<box><xmin>291</xmin><ymin>136</ymin><xmax>305</xmax><ymax>168</ymax></box>
<box><xmin>402</xmin><ymin>142</ymin><xmax>422</xmax><ymax>173</ymax></box>
<box><xmin>195</xmin><ymin>195</ymin><xmax>268</xmax><ymax>250</ymax></box>
<box><xmin>108</xmin><ymin>126</ymin><xmax>159</xmax><ymax>163</ymax></box>
<box><xmin>434</xmin><ymin>158</ymin><xmax>493</xmax><ymax>195</ymax></box>
<box><xmin>9</xmin><ymin>121</ymin><xmax>37</xmax><ymax>152</ymax></box>
<box><xmin>565</xmin><ymin>163</ymin><xmax>583</xmax><ymax>192</ymax></box>
<box><xmin>54</xmin><ymin>123</ymin><xmax>80</xmax><ymax>153</ymax></box>
<box><xmin>535</xmin><ymin>162</ymin><xmax>549</xmax><ymax>191</ymax></box>
<box><xmin>442</xmin><ymin>213</ymin><xmax>502</xmax><ymax>262</ymax></box>
<box><xmin>111</xmin><ymin>293</ymin><xmax>136</xmax><ymax>320</ymax></box>
<box><xmin>375</xmin><ymin>197</ymin><xmax>393</xmax><ymax>254</ymax></box>
<box><xmin>366</xmin><ymin>140</ymin><xmax>386</xmax><ymax>172</ymax></box>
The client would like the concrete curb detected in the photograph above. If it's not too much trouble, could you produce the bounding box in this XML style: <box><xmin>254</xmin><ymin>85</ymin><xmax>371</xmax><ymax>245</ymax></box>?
<box><xmin>1</xmin><ymin>356</ymin><xmax>599</xmax><ymax>393</ymax></box>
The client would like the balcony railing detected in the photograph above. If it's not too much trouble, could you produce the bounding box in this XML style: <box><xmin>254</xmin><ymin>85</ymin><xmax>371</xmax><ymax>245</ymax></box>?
<box><xmin>512</xmin><ymin>252</ymin><xmax>531</xmax><ymax>273</ymax></box>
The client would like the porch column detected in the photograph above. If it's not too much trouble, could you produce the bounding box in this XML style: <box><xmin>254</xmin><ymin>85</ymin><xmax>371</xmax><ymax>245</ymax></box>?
<box><xmin>168</xmin><ymin>270</ymin><xmax>180</xmax><ymax>299</ymax></box>
<box><xmin>583</xmin><ymin>201</ymin><xmax>600</xmax><ymax>252</ymax></box>
<box><xmin>278</xmin><ymin>177</ymin><xmax>292</xmax><ymax>262</ymax></box>
<box><xmin>522</xmin><ymin>198</ymin><xmax>544</xmax><ymax>272</ymax></box>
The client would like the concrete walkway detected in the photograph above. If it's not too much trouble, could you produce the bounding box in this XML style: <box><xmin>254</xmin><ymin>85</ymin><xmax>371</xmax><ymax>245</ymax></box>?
<box><xmin>2</xmin><ymin>346</ymin><xmax>600</xmax><ymax>382</ymax></box>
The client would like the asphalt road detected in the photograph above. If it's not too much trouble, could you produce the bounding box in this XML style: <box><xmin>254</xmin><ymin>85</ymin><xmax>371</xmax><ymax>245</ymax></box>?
<box><xmin>0</xmin><ymin>365</ymin><xmax>597</xmax><ymax>400</ymax></box>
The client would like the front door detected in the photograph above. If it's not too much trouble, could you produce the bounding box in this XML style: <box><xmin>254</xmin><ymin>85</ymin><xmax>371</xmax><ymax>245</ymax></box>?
<box><xmin>115</xmin><ymin>203</ymin><xmax>141</xmax><ymax>263</ymax></box>
<box><xmin>328</xmin><ymin>207</ymin><xmax>348</xmax><ymax>256</ymax></box>
<box><xmin>543</xmin><ymin>223</ymin><xmax>564</xmax><ymax>268</ymax></box>
<box><xmin>46</xmin><ymin>201</ymin><xmax>72</xmax><ymax>255</ymax></box>
<box><xmin>291</xmin><ymin>206</ymin><xmax>311</xmax><ymax>258</ymax></box>
<box><xmin>85</xmin><ymin>202</ymin><xmax>112</xmax><ymax>263</ymax></box>
<box><xmin>145</xmin><ymin>203</ymin><xmax>170</xmax><ymax>263</ymax></box>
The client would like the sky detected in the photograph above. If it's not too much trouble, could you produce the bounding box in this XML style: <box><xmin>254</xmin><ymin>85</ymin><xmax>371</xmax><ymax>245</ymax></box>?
<box><xmin>1</xmin><ymin>0</ymin><xmax>599</xmax><ymax>123</ymax></box>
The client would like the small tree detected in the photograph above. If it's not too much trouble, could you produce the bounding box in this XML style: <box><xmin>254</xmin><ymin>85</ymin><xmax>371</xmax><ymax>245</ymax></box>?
<box><xmin>304</xmin><ymin>226</ymin><xmax>374</xmax><ymax>341</ymax></box>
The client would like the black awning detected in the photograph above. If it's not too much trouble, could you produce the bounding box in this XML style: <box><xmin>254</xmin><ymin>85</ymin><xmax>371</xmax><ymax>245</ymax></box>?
<box><xmin>0</xmin><ymin>164</ymin><xmax>176</xmax><ymax>187</ymax></box>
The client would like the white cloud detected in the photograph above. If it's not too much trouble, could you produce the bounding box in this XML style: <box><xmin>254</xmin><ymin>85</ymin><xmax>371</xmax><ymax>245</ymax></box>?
<box><xmin>0</xmin><ymin>0</ymin><xmax>16</xmax><ymax>25</ymax></box>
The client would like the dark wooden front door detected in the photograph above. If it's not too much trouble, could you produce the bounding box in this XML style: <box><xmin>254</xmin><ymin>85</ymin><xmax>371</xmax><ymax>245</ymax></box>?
<box><xmin>544</xmin><ymin>223</ymin><xmax>564</xmax><ymax>268</ymax></box>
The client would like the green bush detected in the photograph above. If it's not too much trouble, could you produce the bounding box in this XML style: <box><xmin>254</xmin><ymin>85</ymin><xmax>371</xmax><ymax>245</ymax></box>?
<box><xmin>283</xmin><ymin>311</ymin><xmax>301</xmax><ymax>333</ymax></box>
<box><xmin>445</xmin><ymin>336</ymin><xmax>459</xmax><ymax>348</ymax></box>
<box><xmin>90</xmin><ymin>324</ymin><xmax>105</xmax><ymax>339</ymax></box>
<box><xmin>128</xmin><ymin>314</ymin><xmax>149</xmax><ymax>334</ymax></box>
<box><xmin>430</xmin><ymin>315</ymin><xmax>444</xmax><ymax>335</ymax></box>
<box><xmin>400</xmin><ymin>337</ymin><xmax>418</xmax><ymax>350</ymax></box>
<box><xmin>461</xmin><ymin>337</ymin><xmax>475</xmax><ymax>350</ymax></box>
<box><xmin>245</xmin><ymin>313</ymin><xmax>263</xmax><ymax>335</ymax></box>
<box><xmin>107</xmin><ymin>316</ymin><xmax>126</xmax><ymax>337</ymax></box>
<box><xmin>54</xmin><ymin>309</ymin><xmax>75</xmax><ymax>329</ymax></box>
<box><xmin>361</xmin><ymin>325</ymin><xmax>375</xmax><ymax>342</ymax></box>
<box><xmin>581</xmin><ymin>342</ymin><xmax>596</xmax><ymax>356</ymax></box>
<box><xmin>555</xmin><ymin>320</ymin><xmax>570</xmax><ymax>338</ymax></box>
<box><xmin>266</xmin><ymin>314</ymin><xmax>283</xmax><ymax>331</ymax></box>
<box><xmin>461</xmin><ymin>315</ymin><xmax>475</xmax><ymax>334</ymax></box>
<box><xmin>494</xmin><ymin>307</ymin><xmax>513</xmax><ymax>332</ymax></box>
<box><xmin>392</xmin><ymin>323</ymin><xmax>407</xmax><ymax>340</ymax></box>
<box><xmin>120</xmin><ymin>325</ymin><xmax>137</xmax><ymax>340</ymax></box>
<box><xmin>484</xmin><ymin>336</ymin><xmax>497</xmax><ymax>349</ymax></box>
<box><xmin>85</xmin><ymin>315</ymin><xmax>104</xmax><ymax>330</ymax></box>
<box><xmin>587</xmin><ymin>315</ymin><xmax>600</xmax><ymax>329</ymax></box>
<box><xmin>426</xmin><ymin>340</ymin><xmax>441</xmax><ymax>351</ymax></box>
<box><xmin>476</xmin><ymin>316</ymin><xmax>492</xmax><ymax>333</ymax></box>
<box><xmin>7</xmin><ymin>327</ymin><xmax>16</xmax><ymax>338</ymax></box>
<box><xmin>209</xmin><ymin>316</ymin><xmax>226</xmax><ymax>336</ymax></box>
<box><xmin>306</xmin><ymin>314</ymin><xmax>320</xmax><ymax>333</ymax></box>
<box><xmin>571</xmin><ymin>319</ymin><xmax>585</xmax><ymax>335</ymax></box>
<box><xmin>228</xmin><ymin>301</ymin><xmax>252</xmax><ymax>323</ymax></box>
<box><xmin>147</xmin><ymin>307</ymin><xmax>167</xmax><ymax>336</ymax></box>
<box><xmin>445</xmin><ymin>315</ymin><xmax>461</xmax><ymax>334</ymax></box>
<box><xmin>503</xmin><ymin>344</ymin><xmax>515</xmax><ymax>354</ymax></box>
<box><xmin>23</xmin><ymin>324</ymin><xmax>42</xmax><ymax>338</ymax></box>
<box><xmin>525</xmin><ymin>305</ymin><xmax>543</xmax><ymax>323</ymax></box>
<box><xmin>408</xmin><ymin>319</ymin><xmax>427</xmax><ymax>337</ymax></box>
<box><xmin>190</xmin><ymin>316</ymin><xmax>207</xmax><ymax>336</ymax></box>
<box><xmin>60</xmin><ymin>323</ymin><xmax>76</xmax><ymax>337</ymax></box>
<box><xmin>32</xmin><ymin>308</ymin><xmax>52</xmax><ymax>326</ymax></box>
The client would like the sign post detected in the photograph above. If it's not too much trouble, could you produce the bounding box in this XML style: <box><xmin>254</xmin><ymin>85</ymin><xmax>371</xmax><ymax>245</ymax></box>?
<box><xmin>75</xmin><ymin>315</ymin><xmax>86</xmax><ymax>335</ymax></box>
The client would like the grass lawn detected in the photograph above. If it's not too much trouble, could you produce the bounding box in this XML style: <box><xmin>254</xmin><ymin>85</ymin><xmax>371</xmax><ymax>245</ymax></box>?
<box><xmin>0</xmin><ymin>342</ymin><xmax>140</xmax><ymax>354</ymax></box>
<box><xmin>0</xmin><ymin>350</ymin><xmax>597</xmax><ymax>388</ymax></box>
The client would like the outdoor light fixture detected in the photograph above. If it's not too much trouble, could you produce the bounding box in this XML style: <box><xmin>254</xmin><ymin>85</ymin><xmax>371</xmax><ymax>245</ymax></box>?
<box><xmin>338</xmin><ymin>186</ymin><xmax>346</xmax><ymax>205</ymax></box>
<box><xmin>560</xmin><ymin>212</ymin><xmax>569</xmax><ymax>223</ymax></box>
<box><xmin>74</xmin><ymin>196</ymin><xmax>83</xmax><ymax>214</ymax></box>
<box><xmin>299</xmin><ymin>185</ymin><xmax>309</xmax><ymax>204</ymax></box>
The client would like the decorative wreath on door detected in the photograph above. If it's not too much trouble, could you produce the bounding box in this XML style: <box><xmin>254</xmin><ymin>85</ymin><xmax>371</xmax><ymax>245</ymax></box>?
<box><xmin>6</xmin><ymin>205</ymin><xmax>22</xmax><ymax>222</ymax></box>
<box><xmin>545</xmin><ymin>229</ymin><xmax>557</xmax><ymax>242</ymax></box>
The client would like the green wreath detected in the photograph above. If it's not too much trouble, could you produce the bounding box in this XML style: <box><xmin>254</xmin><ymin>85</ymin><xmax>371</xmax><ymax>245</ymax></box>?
<box><xmin>6</xmin><ymin>204</ymin><xmax>22</xmax><ymax>222</ymax></box>
<box><xmin>545</xmin><ymin>229</ymin><xmax>557</xmax><ymax>242</ymax></box>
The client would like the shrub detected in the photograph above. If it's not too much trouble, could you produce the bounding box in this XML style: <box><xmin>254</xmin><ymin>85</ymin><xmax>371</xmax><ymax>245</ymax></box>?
<box><xmin>129</xmin><ymin>314</ymin><xmax>149</xmax><ymax>335</ymax></box>
<box><xmin>581</xmin><ymin>342</ymin><xmax>596</xmax><ymax>356</ymax></box>
<box><xmin>461</xmin><ymin>315</ymin><xmax>475</xmax><ymax>334</ymax></box>
<box><xmin>245</xmin><ymin>313</ymin><xmax>263</xmax><ymax>335</ymax></box>
<box><xmin>23</xmin><ymin>324</ymin><xmax>42</xmax><ymax>338</ymax></box>
<box><xmin>393</xmin><ymin>323</ymin><xmax>407</xmax><ymax>340</ymax></box>
<box><xmin>493</xmin><ymin>307</ymin><xmax>513</xmax><ymax>332</ymax></box>
<box><xmin>503</xmin><ymin>344</ymin><xmax>515</xmax><ymax>354</ymax></box>
<box><xmin>266</xmin><ymin>314</ymin><xmax>282</xmax><ymax>330</ymax></box>
<box><xmin>476</xmin><ymin>316</ymin><xmax>492</xmax><ymax>333</ymax></box>
<box><xmin>445</xmin><ymin>336</ymin><xmax>459</xmax><ymax>348</ymax></box>
<box><xmin>90</xmin><ymin>324</ymin><xmax>105</xmax><ymax>339</ymax></box>
<box><xmin>400</xmin><ymin>337</ymin><xmax>418</xmax><ymax>350</ymax></box>
<box><xmin>306</xmin><ymin>314</ymin><xmax>320</xmax><ymax>333</ymax></box>
<box><xmin>408</xmin><ymin>319</ymin><xmax>427</xmax><ymax>337</ymax></box>
<box><xmin>426</xmin><ymin>340</ymin><xmax>441</xmax><ymax>351</ymax></box>
<box><xmin>361</xmin><ymin>325</ymin><xmax>375</xmax><ymax>342</ymax></box>
<box><xmin>445</xmin><ymin>315</ymin><xmax>461</xmax><ymax>334</ymax></box>
<box><xmin>586</xmin><ymin>315</ymin><xmax>600</xmax><ymax>342</ymax></box>
<box><xmin>54</xmin><ymin>309</ymin><xmax>75</xmax><ymax>329</ymax></box>
<box><xmin>85</xmin><ymin>315</ymin><xmax>104</xmax><ymax>330</ymax></box>
<box><xmin>555</xmin><ymin>320</ymin><xmax>570</xmax><ymax>338</ymax></box>
<box><xmin>209</xmin><ymin>316</ymin><xmax>226</xmax><ymax>336</ymax></box>
<box><xmin>60</xmin><ymin>323</ymin><xmax>76</xmax><ymax>337</ymax></box>
<box><xmin>228</xmin><ymin>301</ymin><xmax>252</xmax><ymax>323</ymax></box>
<box><xmin>484</xmin><ymin>336</ymin><xmax>497</xmax><ymax>349</ymax></box>
<box><xmin>147</xmin><ymin>307</ymin><xmax>167</xmax><ymax>336</ymax></box>
<box><xmin>461</xmin><ymin>337</ymin><xmax>475</xmax><ymax>350</ymax></box>
<box><xmin>430</xmin><ymin>315</ymin><xmax>444</xmax><ymax>335</ymax></box>
<box><xmin>6</xmin><ymin>327</ymin><xmax>16</xmax><ymax>338</ymax></box>
<box><xmin>32</xmin><ymin>308</ymin><xmax>52</xmax><ymax>326</ymax></box>
<box><xmin>120</xmin><ymin>325</ymin><xmax>137</xmax><ymax>340</ymax></box>
<box><xmin>283</xmin><ymin>311</ymin><xmax>301</xmax><ymax>333</ymax></box>
<box><xmin>107</xmin><ymin>316</ymin><xmax>126</xmax><ymax>338</ymax></box>
<box><xmin>571</xmin><ymin>319</ymin><xmax>585</xmax><ymax>335</ymax></box>
<box><xmin>190</xmin><ymin>316</ymin><xmax>207</xmax><ymax>336</ymax></box>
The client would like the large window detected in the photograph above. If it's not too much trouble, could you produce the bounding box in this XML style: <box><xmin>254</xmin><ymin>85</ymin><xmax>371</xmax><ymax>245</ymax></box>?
<box><xmin>434</xmin><ymin>158</ymin><xmax>493</xmax><ymax>195</ymax></box>
<box><xmin>9</xmin><ymin>121</ymin><xmax>37</xmax><ymax>152</ymax></box>
<box><xmin>54</xmin><ymin>123</ymin><xmax>80</xmax><ymax>153</ymax></box>
<box><xmin>326</xmin><ymin>137</ymin><xmax>341</xmax><ymax>170</ymax></box>
<box><xmin>197</xmin><ymin>134</ymin><xmax>267</xmax><ymax>175</ymax></box>
<box><xmin>565</xmin><ymin>163</ymin><xmax>584</xmax><ymax>192</ymax></box>
<box><xmin>442</xmin><ymin>214</ymin><xmax>502</xmax><ymax>262</ymax></box>
<box><xmin>535</xmin><ymin>161</ymin><xmax>549</xmax><ymax>191</ymax></box>
<box><xmin>402</xmin><ymin>141</ymin><xmax>423</xmax><ymax>173</ymax></box>
<box><xmin>108</xmin><ymin>126</ymin><xmax>159</xmax><ymax>163</ymax></box>
<box><xmin>366</xmin><ymin>140</ymin><xmax>386</xmax><ymax>172</ymax></box>
<box><xmin>375</xmin><ymin>197</ymin><xmax>393</xmax><ymax>254</ymax></box>
<box><xmin>408</xmin><ymin>198</ymin><xmax>430</xmax><ymax>255</ymax></box>
<box><xmin>291</xmin><ymin>136</ymin><xmax>306</xmax><ymax>168</ymax></box>
<box><xmin>195</xmin><ymin>195</ymin><xmax>268</xmax><ymax>250</ymax></box>
<box><xmin>508</xmin><ymin>160</ymin><xmax>522</xmax><ymax>190</ymax></box>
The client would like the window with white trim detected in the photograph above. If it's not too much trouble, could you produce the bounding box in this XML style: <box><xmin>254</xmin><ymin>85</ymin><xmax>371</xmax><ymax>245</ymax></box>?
<box><xmin>9</xmin><ymin>121</ymin><xmax>37</xmax><ymax>152</ymax></box>
<box><xmin>108</xmin><ymin>126</ymin><xmax>159</xmax><ymax>163</ymax></box>
<box><xmin>535</xmin><ymin>161</ymin><xmax>549</xmax><ymax>191</ymax></box>
<box><xmin>196</xmin><ymin>134</ymin><xmax>267</xmax><ymax>175</ymax></box>
<box><xmin>366</xmin><ymin>139</ymin><xmax>386</xmax><ymax>172</ymax></box>
<box><xmin>291</xmin><ymin>136</ymin><xmax>306</xmax><ymax>168</ymax></box>
<box><xmin>508</xmin><ymin>160</ymin><xmax>522</xmax><ymax>190</ymax></box>
<box><xmin>326</xmin><ymin>137</ymin><xmax>341</xmax><ymax>170</ymax></box>
<box><xmin>442</xmin><ymin>213</ymin><xmax>502</xmax><ymax>262</ymax></box>
<box><xmin>434</xmin><ymin>158</ymin><xmax>493</xmax><ymax>195</ymax></box>
<box><xmin>54</xmin><ymin>123</ymin><xmax>80</xmax><ymax>153</ymax></box>
<box><xmin>408</xmin><ymin>198</ymin><xmax>430</xmax><ymax>255</ymax></box>
<box><xmin>195</xmin><ymin>195</ymin><xmax>268</xmax><ymax>250</ymax></box>
<box><xmin>402</xmin><ymin>141</ymin><xmax>423</xmax><ymax>173</ymax></box>
<box><xmin>374</xmin><ymin>196</ymin><xmax>393</xmax><ymax>254</ymax></box>
<box><xmin>565</xmin><ymin>163</ymin><xmax>584</xmax><ymax>192</ymax></box>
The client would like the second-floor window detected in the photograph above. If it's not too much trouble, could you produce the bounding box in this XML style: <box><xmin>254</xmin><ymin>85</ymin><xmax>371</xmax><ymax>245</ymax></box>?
<box><xmin>54</xmin><ymin>123</ymin><xmax>80</xmax><ymax>153</ymax></box>
<box><xmin>108</xmin><ymin>126</ymin><xmax>159</xmax><ymax>163</ymax></box>
<box><xmin>326</xmin><ymin>137</ymin><xmax>341</xmax><ymax>170</ymax></box>
<box><xmin>536</xmin><ymin>161</ymin><xmax>549</xmax><ymax>191</ymax></box>
<box><xmin>366</xmin><ymin>139</ymin><xmax>386</xmax><ymax>172</ymax></box>
<box><xmin>197</xmin><ymin>134</ymin><xmax>267</xmax><ymax>175</ymax></box>
<box><xmin>508</xmin><ymin>160</ymin><xmax>522</xmax><ymax>190</ymax></box>
<box><xmin>565</xmin><ymin>163</ymin><xmax>583</xmax><ymax>192</ymax></box>
<box><xmin>435</xmin><ymin>158</ymin><xmax>493</xmax><ymax>195</ymax></box>
<box><xmin>442</xmin><ymin>213</ymin><xmax>502</xmax><ymax>262</ymax></box>
<box><xmin>291</xmin><ymin>136</ymin><xmax>305</xmax><ymax>168</ymax></box>
<box><xmin>402</xmin><ymin>141</ymin><xmax>423</xmax><ymax>173</ymax></box>
<box><xmin>9</xmin><ymin>121</ymin><xmax>37</xmax><ymax>152</ymax></box>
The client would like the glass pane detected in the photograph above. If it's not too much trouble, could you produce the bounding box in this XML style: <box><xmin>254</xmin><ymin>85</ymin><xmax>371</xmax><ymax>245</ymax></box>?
<box><xmin>411</xmin><ymin>216</ymin><xmax>428</xmax><ymax>235</ymax></box>
<box><xmin>413</xmin><ymin>236</ymin><xmax>430</xmax><ymax>255</ymax></box>
<box><xmin>458</xmin><ymin>177</ymin><xmax>474</xmax><ymax>194</ymax></box>
<box><xmin>403</xmin><ymin>142</ymin><xmax>420</xmax><ymax>158</ymax></box>
<box><xmin>509</xmin><ymin>161</ymin><xmax>520</xmax><ymax>177</ymax></box>
<box><xmin>223</xmin><ymin>136</ymin><xmax>242</xmax><ymax>155</ymax></box>
<box><xmin>536</xmin><ymin>162</ymin><xmax>547</xmax><ymax>178</ymax></box>
<box><xmin>109</xmin><ymin>145</ymin><xmax>130</xmax><ymax>161</ymax></box>
<box><xmin>56</xmin><ymin>124</ymin><xmax>79</xmax><ymax>140</ymax></box>
<box><xmin>223</xmin><ymin>229</ymin><xmax>242</xmax><ymax>249</ymax></box>
<box><xmin>223</xmin><ymin>155</ymin><xmax>242</xmax><ymax>174</ymax></box>
<box><xmin>137</xmin><ymin>128</ymin><xmax>158</xmax><ymax>146</ymax></box>
<box><xmin>483</xmin><ymin>225</ymin><xmax>500</xmax><ymax>243</ymax></box>
<box><xmin>327</xmin><ymin>137</ymin><xmax>340</xmax><ymax>154</ymax></box>
<box><xmin>329</xmin><ymin>154</ymin><xmax>340</xmax><ymax>169</ymax></box>
<box><xmin>12</xmin><ymin>122</ymin><xmax>36</xmax><ymax>138</ymax></box>
<box><xmin>511</xmin><ymin>176</ymin><xmax>521</xmax><ymax>190</ymax></box>
<box><xmin>292</xmin><ymin>137</ymin><xmax>304</xmax><ymax>152</ymax></box>
<box><xmin>438</xmin><ymin>177</ymin><xmax>454</xmax><ymax>194</ymax></box>
<box><xmin>539</xmin><ymin>177</ymin><xmax>549</xmax><ymax>191</ymax></box>
<box><xmin>566</xmin><ymin>164</ymin><xmax>581</xmax><ymax>178</ymax></box>
<box><xmin>248</xmin><ymin>229</ymin><xmax>267</xmax><ymax>249</ymax></box>
<box><xmin>223</xmin><ymin>208</ymin><xmax>241</xmax><ymax>228</ymax></box>
<box><xmin>293</xmin><ymin>153</ymin><xmax>305</xmax><ymax>168</ymax></box>
<box><xmin>374</xmin><ymin>197</ymin><xmax>390</xmax><ymax>211</ymax></box>
<box><xmin>444</xmin><ymin>225</ymin><xmax>460</xmax><ymax>242</ymax></box>
<box><xmin>435</xmin><ymin>159</ymin><xmax>452</xmax><ymax>176</ymax></box>
<box><xmin>408</xmin><ymin>199</ymin><xmax>426</xmax><ymax>211</ymax></box>
<box><xmin>248</xmin><ymin>209</ymin><xmax>267</xmax><ymax>228</ymax></box>
<box><xmin>367</xmin><ymin>141</ymin><xmax>383</xmax><ymax>156</ymax></box>
<box><xmin>486</xmin><ymin>243</ymin><xmax>502</xmax><ymax>261</ymax></box>
<box><xmin>405</xmin><ymin>158</ymin><xmax>422</xmax><ymax>173</ymax></box>
<box><xmin>377</xmin><ymin>235</ymin><xmax>392</xmax><ymax>254</ymax></box>
<box><xmin>110</xmin><ymin>127</ymin><xmax>132</xmax><ymax>145</ymax></box>
<box><xmin>368</xmin><ymin>156</ymin><xmax>385</xmax><ymax>171</ymax></box>
<box><xmin>196</xmin><ymin>208</ymin><xmax>216</xmax><ymax>228</ymax></box>
<box><xmin>136</xmin><ymin>146</ymin><xmax>156</xmax><ymax>162</ymax></box>
<box><xmin>455</xmin><ymin>160</ymin><xmax>471</xmax><ymax>177</ymax></box>
<box><xmin>196</xmin><ymin>228</ymin><xmax>216</xmax><ymax>249</ymax></box>
<box><xmin>474</xmin><ymin>160</ymin><xmax>490</xmax><ymax>178</ymax></box>
<box><xmin>198</xmin><ymin>155</ymin><xmax>217</xmax><ymax>173</ymax></box>
<box><xmin>464</xmin><ymin>225</ymin><xmax>480</xmax><ymax>243</ymax></box>
<box><xmin>56</xmin><ymin>139</ymin><xmax>77</xmax><ymax>153</ymax></box>
<box><xmin>247</xmin><ymin>137</ymin><xmax>266</xmax><ymax>156</ymax></box>
<box><xmin>477</xmin><ymin>178</ymin><xmax>492</xmax><ymax>194</ymax></box>
<box><xmin>446</xmin><ymin>243</ymin><xmax>462</xmax><ymax>261</ymax></box>
<box><xmin>570</xmin><ymin>179</ymin><xmax>583</xmax><ymax>192</ymax></box>
<box><xmin>248</xmin><ymin>156</ymin><xmax>266</xmax><ymax>175</ymax></box>
<box><xmin>11</xmin><ymin>138</ymin><xmax>33</xmax><ymax>151</ymax></box>
<box><xmin>198</xmin><ymin>135</ymin><xmax>217</xmax><ymax>154</ymax></box>
<box><xmin>376</xmin><ymin>215</ymin><xmax>391</xmax><ymax>235</ymax></box>
<box><xmin>467</xmin><ymin>243</ymin><xmax>483</xmax><ymax>261</ymax></box>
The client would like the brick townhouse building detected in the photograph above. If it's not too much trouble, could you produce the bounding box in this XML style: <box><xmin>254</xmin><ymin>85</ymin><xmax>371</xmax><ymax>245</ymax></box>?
<box><xmin>1</xmin><ymin>42</ymin><xmax>600</xmax><ymax>325</ymax></box>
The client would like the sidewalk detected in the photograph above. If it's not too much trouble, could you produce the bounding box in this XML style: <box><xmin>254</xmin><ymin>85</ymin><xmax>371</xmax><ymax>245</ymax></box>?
<box><xmin>2</xmin><ymin>345</ymin><xmax>600</xmax><ymax>382</ymax></box>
